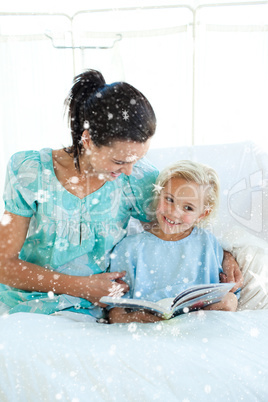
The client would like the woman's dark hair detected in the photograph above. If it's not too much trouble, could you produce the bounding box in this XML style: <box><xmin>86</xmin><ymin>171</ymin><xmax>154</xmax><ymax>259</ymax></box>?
<box><xmin>64</xmin><ymin>69</ymin><xmax>156</xmax><ymax>170</ymax></box>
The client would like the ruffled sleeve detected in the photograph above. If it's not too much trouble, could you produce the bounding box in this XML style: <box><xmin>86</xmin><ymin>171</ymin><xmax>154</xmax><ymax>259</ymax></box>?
<box><xmin>124</xmin><ymin>157</ymin><xmax>159</xmax><ymax>222</ymax></box>
<box><xmin>3</xmin><ymin>151</ymin><xmax>41</xmax><ymax>217</ymax></box>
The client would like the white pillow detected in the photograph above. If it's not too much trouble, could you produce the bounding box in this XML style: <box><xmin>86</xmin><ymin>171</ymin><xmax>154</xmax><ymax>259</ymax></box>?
<box><xmin>219</xmin><ymin>226</ymin><xmax>268</xmax><ymax>310</ymax></box>
<box><xmin>236</xmin><ymin>245</ymin><xmax>268</xmax><ymax>310</ymax></box>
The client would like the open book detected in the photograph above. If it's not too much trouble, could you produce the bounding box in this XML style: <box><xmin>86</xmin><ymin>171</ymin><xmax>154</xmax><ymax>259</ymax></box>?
<box><xmin>100</xmin><ymin>282</ymin><xmax>234</xmax><ymax>319</ymax></box>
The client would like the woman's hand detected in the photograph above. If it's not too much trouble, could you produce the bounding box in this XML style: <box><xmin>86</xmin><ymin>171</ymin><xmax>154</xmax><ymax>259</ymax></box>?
<box><xmin>220</xmin><ymin>251</ymin><xmax>243</xmax><ymax>292</ymax></box>
<box><xmin>77</xmin><ymin>272</ymin><xmax>129</xmax><ymax>307</ymax></box>
<box><xmin>0</xmin><ymin>212</ymin><xmax>129</xmax><ymax>305</ymax></box>
<box><xmin>108</xmin><ymin>307</ymin><xmax>163</xmax><ymax>324</ymax></box>
<box><xmin>0</xmin><ymin>212</ymin><xmax>128</xmax><ymax>306</ymax></box>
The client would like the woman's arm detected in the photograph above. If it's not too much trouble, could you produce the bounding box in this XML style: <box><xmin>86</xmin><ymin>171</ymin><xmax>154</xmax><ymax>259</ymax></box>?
<box><xmin>221</xmin><ymin>251</ymin><xmax>243</xmax><ymax>292</ymax></box>
<box><xmin>0</xmin><ymin>212</ymin><xmax>128</xmax><ymax>306</ymax></box>
<box><xmin>108</xmin><ymin>307</ymin><xmax>162</xmax><ymax>324</ymax></box>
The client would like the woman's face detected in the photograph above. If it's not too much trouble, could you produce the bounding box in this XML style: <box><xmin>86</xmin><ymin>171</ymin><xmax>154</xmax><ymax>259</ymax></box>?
<box><xmin>155</xmin><ymin>177</ymin><xmax>208</xmax><ymax>240</ymax></box>
<box><xmin>82</xmin><ymin>133</ymin><xmax>151</xmax><ymax>180</ymax></box>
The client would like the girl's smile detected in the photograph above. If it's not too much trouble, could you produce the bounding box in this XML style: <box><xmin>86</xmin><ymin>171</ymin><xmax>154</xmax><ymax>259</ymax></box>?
<box><xmin>163</xmin><ymin>216</ymin><xmax>181</xmax><ymax>226</ymax></box>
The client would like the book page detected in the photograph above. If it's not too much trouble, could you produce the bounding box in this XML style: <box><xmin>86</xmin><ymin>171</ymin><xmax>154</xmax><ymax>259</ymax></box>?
<box><xmin>172</xmin><ymin>283</ymin><xmax>234</xmax><ymax>308</ymax></box>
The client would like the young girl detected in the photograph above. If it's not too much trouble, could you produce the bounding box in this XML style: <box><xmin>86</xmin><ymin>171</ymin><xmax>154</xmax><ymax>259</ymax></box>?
<box><xmin>108</xmin><ymin>160</ymin><xmax>239</xmax><ymax>324</ymax></box>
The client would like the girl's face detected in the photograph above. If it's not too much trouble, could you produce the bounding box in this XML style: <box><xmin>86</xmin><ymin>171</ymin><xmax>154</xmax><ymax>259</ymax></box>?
<box><xmin>155</xmin><ymin>177</ymin><xmax>208</xmax><ymax>241</ymax></box>
<box><xmin>81</xmin><ymin>133</ymin><xmax>151</xmax><ymax>180</ymax></box>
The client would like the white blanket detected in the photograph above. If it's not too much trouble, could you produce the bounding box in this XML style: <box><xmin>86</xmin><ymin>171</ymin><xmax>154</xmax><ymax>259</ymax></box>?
<box><xmin>0</xmin><ymin>310</ymin><xmax>267</xmax><ymax>402</ymax></box>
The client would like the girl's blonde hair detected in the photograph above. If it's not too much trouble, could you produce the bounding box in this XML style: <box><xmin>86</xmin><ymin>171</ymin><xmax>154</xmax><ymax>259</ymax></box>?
<box><xmin>152</xmin><ymin>160</ymin><xmax>220</xmax><ymax>224</ymax></box>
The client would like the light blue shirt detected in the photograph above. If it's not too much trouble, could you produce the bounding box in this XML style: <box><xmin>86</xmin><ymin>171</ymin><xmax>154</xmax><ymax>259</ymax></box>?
<box><xmin>109</xmin><ymin>227</ymin><xmax>224</xmax><ymax>302</ymax></box>
<box><xmin>0</xmin><ymin>148</ymin><xmax>158</xmax><ymax>316</ymax></box>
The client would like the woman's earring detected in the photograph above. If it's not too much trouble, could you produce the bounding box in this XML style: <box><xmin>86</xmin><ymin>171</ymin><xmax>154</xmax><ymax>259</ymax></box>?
<box><xmin>83</xmin><ymin>120</ymin><xmax>90</xmax><ymax>130</ymax></box>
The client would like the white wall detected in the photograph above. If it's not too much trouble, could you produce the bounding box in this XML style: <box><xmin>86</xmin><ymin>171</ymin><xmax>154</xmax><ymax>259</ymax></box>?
<box><xmin>1</xmin><ymin>0</ymin><xmax>268</xmax><ymax>215</ymax></box>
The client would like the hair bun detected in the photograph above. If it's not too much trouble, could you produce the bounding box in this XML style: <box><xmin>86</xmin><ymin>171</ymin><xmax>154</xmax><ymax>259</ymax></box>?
<box><xmin>71</xmin><ymin>69</ymin><xmax>106</xmax><ymax>103</ymax></box>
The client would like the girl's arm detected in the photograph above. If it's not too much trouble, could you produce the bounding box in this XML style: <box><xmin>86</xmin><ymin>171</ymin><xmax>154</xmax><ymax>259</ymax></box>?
<box><xmin>108</xmin><ymin>307</ymin><xmax>163</xmax><ymax>324</ymax></box>
<box><xmin>0</xmin><ymin>212</ymin><xmax>128</xmax><ymax>306</ymax></box>
<box><xmin>221</xmin><ymin>251</ymin><xmax>243</xmax><ymax>292</ymax></box>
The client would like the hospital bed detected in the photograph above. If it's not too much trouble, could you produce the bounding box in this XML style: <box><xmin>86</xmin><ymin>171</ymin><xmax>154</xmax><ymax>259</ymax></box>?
<box><xmin>0</xmin><ymin>141</ymin><xmax>267</xmax><ymax>401</ymax></box>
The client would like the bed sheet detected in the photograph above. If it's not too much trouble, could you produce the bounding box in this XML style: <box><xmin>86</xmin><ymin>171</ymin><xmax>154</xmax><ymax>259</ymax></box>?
<box><xmin>1</xmin><ymin>309</ymin><xmax>267</xmax><ymax>402</ymax></box>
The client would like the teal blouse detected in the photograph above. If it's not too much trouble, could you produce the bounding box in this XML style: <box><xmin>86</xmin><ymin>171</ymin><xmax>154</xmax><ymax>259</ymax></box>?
<box><xmin>0</xmin><ymin>148</ymin><xmax>158</xmax><ymax>316</ymax></box>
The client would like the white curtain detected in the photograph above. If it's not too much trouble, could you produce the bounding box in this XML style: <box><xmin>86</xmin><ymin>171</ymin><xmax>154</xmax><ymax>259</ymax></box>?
<box><xmin>194</xmin><ymin>4</ymin><xmax>268</xmax><ymax>147</ymax></box>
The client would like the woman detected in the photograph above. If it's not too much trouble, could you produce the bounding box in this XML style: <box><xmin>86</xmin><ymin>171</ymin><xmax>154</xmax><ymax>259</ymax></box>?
<box><xmin>0</xmin><ymin>69</ymin><xmax>242</xmax><ymax>319</ymax></box>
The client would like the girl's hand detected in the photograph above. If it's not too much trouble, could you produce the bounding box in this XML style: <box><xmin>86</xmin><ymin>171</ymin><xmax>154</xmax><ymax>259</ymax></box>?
<box><xmin>203</xmin><ymin>292</ymin><xmax>238</xmax><ymax>312</ymax></box>
<box><xmin>77</xmin><ymin>271</ymin><xmax>129</xmax><ymax>307</ymax></box>
<box><xmin>108</xmin><ymin>307</ymin><xmax>163</xmax><ymax>324</ymax></box>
